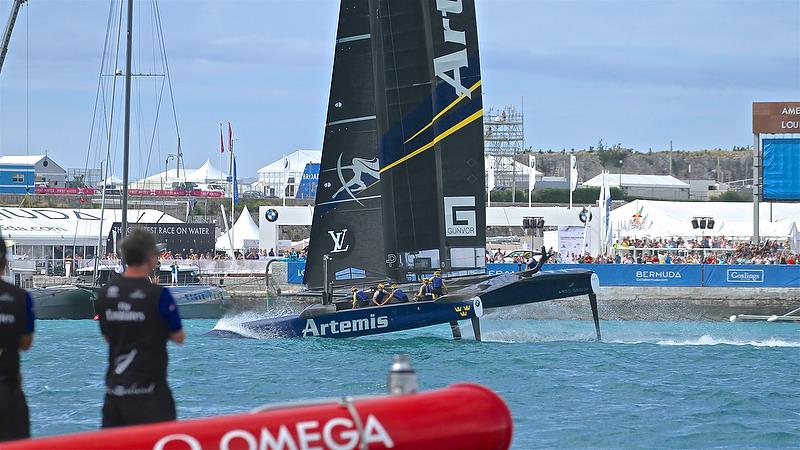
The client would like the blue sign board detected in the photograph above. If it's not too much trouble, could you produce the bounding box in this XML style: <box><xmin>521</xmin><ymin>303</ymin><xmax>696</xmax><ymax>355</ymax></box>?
<box><xmin>295</xmin><ymin>163</ymin><xmax>320</xmax><ymax>200</ymax></box>
<box><xmin>703</xmin><ymin>264</ymin><xmax>800</xmax><ymax>288</ymax></box>
<box><xmin>287</xmin><ymin>261</ymin><xmax>306</xmax><ymax>284</ymax></box>
<box><xmin>289</xmin><ymin>261</ymin><xmax>800</xmax><ymax>287</ymax></box>
<box><xmin>762</xmin><ymin>138</ymin><xmax>800</xmax><ymax>201</ymax></box>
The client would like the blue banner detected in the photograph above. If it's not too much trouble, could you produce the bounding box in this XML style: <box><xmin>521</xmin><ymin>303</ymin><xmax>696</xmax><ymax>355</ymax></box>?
<box><xmin>290</xmin><ymin>262</ymin><xmax>799</xmax><ymax>287</ymax></box>
<box><xmin>542</xmin><ymin>264</ymin><xmax>702</xmax><ymax>287</ymax></box>
<box><xmin>295</xmin><ymin>163</ymin><xmax>320</xmax><ymax>200</ymax></box>
<box><xmin>488</xmin><ymin>263</ymin><xmax>703</xmax><ymax>286</ymax></box>
<box><xmin>703</xmin><ymin>264</ymin><xmax>800</xmax><ymax>288</ymax></box>
<box><xmin>763</xmin><ymin>138</ymin><xmax>800</xmax><ymax>201</ymax></box>
<box><xmin>287</xmin><ymin>261</ymin><xmax>306</xmax><ymax>284</ymax></box>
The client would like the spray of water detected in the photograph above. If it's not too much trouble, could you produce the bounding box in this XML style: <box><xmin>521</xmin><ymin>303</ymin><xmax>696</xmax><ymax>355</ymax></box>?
<box><xmin>210</xmin><ymin>307</ymin><xmax>299</xmax><ymax>340</ymax></box>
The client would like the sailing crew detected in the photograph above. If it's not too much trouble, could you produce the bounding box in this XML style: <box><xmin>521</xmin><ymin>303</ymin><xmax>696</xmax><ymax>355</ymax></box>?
<box><xmin>431</xmin><ymin>271</ymin><xmax>447</xmax><ymax>298</ymax></box>
<box><xmin>351</xmin><ymin>287</ymin><xmax>371</xmax><ymax>309</ymax></box>
<box><xmin>372</xmin><ymin>283</ymin><xmax>389</xmax><ymax>306</ymax></box>
<box><xmin>97</xmin><ymin>229</ymin><xmax>185</xmax><ymax>428</ymax></box>
<box><xmin>416</xmin><ymin>278</ymin><xmax>435</xmax><ymax>302</ymax></box>
<box><xmin>387</xmin><ymin>283</ymin><xmax>409</xmax><ymax>304</ymax></box>
<box><xmin>0</xmin><ymin>237</ymin><xmax>35</xmax><ymax>442</ymax></box>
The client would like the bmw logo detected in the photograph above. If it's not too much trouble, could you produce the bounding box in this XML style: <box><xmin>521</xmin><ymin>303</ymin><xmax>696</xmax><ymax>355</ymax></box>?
<box><xmin>265</xmin><ymin>209</ymin><xmax>279</xmax><ymax>222</ymax></box>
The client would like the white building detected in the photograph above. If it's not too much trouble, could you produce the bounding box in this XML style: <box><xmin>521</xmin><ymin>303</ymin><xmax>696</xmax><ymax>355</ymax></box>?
<box><xmin>0</xmin><ymin>155</ymin><xmax>67</xmax><ymax>186</ymax></box>
<box><xmin>583</xmin><ymin>173</ymin><xmax>690</xmax><ymax>201</ymax></box>
<box><xmin>255</xmin><ymin>150</ymin><xmax>321</xmax><ymax>198</ymax></box>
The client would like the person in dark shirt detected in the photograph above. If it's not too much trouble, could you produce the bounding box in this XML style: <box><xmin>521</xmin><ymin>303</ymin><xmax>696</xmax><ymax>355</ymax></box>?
<box><xmin>0</xmin><ymin>236</ymin><xmax>35</xmax><ymax>442</ymax></box>
<box><xmin>97</xmin><ymin>229</ymin><xmax>184</xmax><ymax>428</ymax></box>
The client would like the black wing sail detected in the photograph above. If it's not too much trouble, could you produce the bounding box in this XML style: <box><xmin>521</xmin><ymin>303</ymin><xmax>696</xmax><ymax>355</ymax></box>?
<box><xmin>304</xmin><ymin>0</ymin><xmax>385</xmax><ymax>289</ymax></box>
<box><xmin>371</xmin><ymin>0</ymin><xmax>486</xmax><ymax>281</ymax></box>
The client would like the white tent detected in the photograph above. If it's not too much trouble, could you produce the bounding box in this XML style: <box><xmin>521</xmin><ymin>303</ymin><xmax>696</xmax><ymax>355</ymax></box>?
<box><xmin>216</xmin><ymin>206</ymin><xmax>260</xmax><ymax>250</ymax></box>
<box><xmin>99</xmin><ymin>175</ymin><xmax>124</xmax><ymax>186</ymax></box>
<box><xmin>132</xmin><ymin>168</ymin><xmax>192</xmax><ymax>188</ymax></box>
<box><xmin>611</xmin><ymin>200</ymin><xmax>800</xmax><ymax>240</ymax></box>
<box><xmin>188</xmin><ymin>160</ymin><xmax>227</xmax><ymax>183</ymax></box>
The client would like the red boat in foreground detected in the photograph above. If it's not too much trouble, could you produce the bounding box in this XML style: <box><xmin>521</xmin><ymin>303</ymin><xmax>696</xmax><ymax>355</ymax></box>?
<box><xmin>2</xmin><ymin>383</ymin><xmax>512</xmax><ymax>450</ymax></box>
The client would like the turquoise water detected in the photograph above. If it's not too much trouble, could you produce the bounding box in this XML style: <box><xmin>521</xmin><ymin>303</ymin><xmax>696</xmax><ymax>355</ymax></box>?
<box><xmin>20</xmin><ymin>316</ymin><xmax>800</xmax><ymax>449</ymax></box>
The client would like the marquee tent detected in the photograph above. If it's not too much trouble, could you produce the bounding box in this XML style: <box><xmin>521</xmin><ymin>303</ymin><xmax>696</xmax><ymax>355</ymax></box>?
<box><xmin>216</xmin><ymin>206</ymin><xmax>260</xmax><ymax>251</ymax></box>
<box><xmin>611</xmin><ymin>200</ymin><xmax>800</xmax><ymax>241</ymax></box>
<box><xmin>188</xmin><ymin>160</ymin><xmax>227</xmax><ymax>183</ymax></box>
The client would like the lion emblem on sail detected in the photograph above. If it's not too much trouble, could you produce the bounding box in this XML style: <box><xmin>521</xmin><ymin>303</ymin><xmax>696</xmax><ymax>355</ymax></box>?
<box><xmin>331</xmin><ymin>154</ymin><xmax>380</xmax><ymax>204</ymax></box>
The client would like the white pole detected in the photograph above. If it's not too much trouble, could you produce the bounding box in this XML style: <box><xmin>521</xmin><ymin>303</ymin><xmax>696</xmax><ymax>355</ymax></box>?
<box><xmin>220</xmin><ymin>204</ymin><xmax>234</xmax><ymax>258</ymax></box>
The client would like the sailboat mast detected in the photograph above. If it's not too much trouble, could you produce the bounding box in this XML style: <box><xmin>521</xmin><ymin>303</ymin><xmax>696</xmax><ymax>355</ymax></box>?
<box><xmin>121</xmin><ymin>0</ymin><xmax>133</xmax><ymax>239</ymax></box>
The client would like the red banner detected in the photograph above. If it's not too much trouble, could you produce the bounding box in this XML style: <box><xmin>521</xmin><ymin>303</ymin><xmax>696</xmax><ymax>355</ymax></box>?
<box><xmin>34</xmin><ymin>187</ymin><xmax>96</xmax><ymax>195</ymax></box>
<box><xmin>33</xmin><ymin>187</ymin><xmax>223</xmax><ymax>198</ymax></box>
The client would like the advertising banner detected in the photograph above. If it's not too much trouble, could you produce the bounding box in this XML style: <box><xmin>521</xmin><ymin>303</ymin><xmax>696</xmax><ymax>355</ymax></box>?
<box><xmin>107</xmin><ymin>222</ymin><xmax>216</xmax><ymax>255</ymax></box>
<box><xmin>486</xmin><ymin>263</ymin><xmax>703</xmax><ymax>286</ymax></box>
<box><xmin>557</xmin><ymin>226</ymin><xmax>589</xmax><ymax>260</ymax></box>
<box><xmin>295</xmin><ymin>163</ymin><xmax>320</xmax><ymax>200</ymax></box>
<box><xmin>703</xmin><ymin>264</ymin><xmax>800</xmax><ymax>288</ymax></box>
<box><xmin>287</xmin><ymin>261</ymin><xmax>306</xmax><ymax>284</ymax></box>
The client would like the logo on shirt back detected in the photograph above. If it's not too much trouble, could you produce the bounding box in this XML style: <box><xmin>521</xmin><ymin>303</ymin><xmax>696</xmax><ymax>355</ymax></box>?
<box><xmin>0</xmin><ymin>293</ymin><xmax>14</xmax><ymax>302</ymax></box>
<box><xmin>0</xmin><ymin>314</ymin><xmax>16</xmax><ymax>324</ymax></box>
<box><xmin>114</xmin><ymin>349</ymin><xmax>137</xmax><ymax>375</ymax></box>
<box><xmin>106</xmin><ymin>301</ymin><xmax>146</xmax><ymax>322</ymax></box>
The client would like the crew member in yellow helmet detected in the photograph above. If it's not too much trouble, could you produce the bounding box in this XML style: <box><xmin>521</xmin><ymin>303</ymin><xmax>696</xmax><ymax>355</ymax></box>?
<box><xmin>372</xmin><ymin>283</ymin><xmax>390</xmax><ymax>306</ymax></box>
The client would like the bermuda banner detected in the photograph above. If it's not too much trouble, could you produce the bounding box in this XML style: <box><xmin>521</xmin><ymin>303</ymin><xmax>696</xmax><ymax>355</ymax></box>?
<box><xmin>486</xmin><ymin>264</ymin><xmax>703</xmax><ymax>286</ymax></box>
<box><xmin>703</xmin><ymin>264</ymin><xmax>800</xmax><ymax>288</ymax></box>
<box><xmin>287</xmin><ymin>261</ymin><xmax>306</xmax><ymax>284</ymax></box>
<box><xmin>487</xmin><ymin>264</ymin><xmax>702</xmax><ymax>286</ymax></box>
<box><xmin>548</xmin><ymin>264</ymin><xmax>701</xmax><ymax>286</ymax></box>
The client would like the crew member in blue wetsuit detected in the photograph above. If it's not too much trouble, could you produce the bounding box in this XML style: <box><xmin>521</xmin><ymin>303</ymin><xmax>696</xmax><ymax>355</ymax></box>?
<box><xmin>97</xmin><ymin>229</ymin><xmax>185</xmax><ymax>428</ymax></box>
<box><xmin>431</xmin><ymin>271</ymin><xmax>447</xmax><ymax>298</ymax></box>
<box><xmin>351</xmin><ymin>287</ymin><xmax>371</xmax><ymax>309</ymax></box>
<box><xmin>0</xmin><ymin>237</ymin><xmax>35</xmax><ymax>442</ymax></box>
<box><xmin>386</xmin><ymin>283</ymin><xmax>409</xmax><ymax>304</ymax></box>
<box><xmin>415</xmin><ymin>278</ymin><xmax>435</xmax><ymax>302</ymax></box>
<box><xmin>372</xmin><ymin>283</ymin><xmax>389</xmax><ymax>306</ymax></box>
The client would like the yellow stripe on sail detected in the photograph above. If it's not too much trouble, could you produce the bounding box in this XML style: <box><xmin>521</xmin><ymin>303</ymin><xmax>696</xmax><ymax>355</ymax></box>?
<box><xmin>381</xmin><ymin>109</ymin><xmax>484</xmax><ymax>174</ymax></box>
<box><xmin>403</xmin><ymin>80</ymin><xmax>482</xmax><ymax>144</ymax></box>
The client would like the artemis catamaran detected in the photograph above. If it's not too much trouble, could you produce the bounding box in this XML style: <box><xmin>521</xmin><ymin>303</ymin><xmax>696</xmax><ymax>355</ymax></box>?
<box><xmin>211</xmin><ymin>0</ymin><xmax>602</xmax><ymax>341</ymax></box>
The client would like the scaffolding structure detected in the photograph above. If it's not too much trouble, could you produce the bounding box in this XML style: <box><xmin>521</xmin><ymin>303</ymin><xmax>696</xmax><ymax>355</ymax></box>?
<box><xmin>484</xmin><ymin>106</ymin><xmax>525</xmax><ymax>200</ymax></box>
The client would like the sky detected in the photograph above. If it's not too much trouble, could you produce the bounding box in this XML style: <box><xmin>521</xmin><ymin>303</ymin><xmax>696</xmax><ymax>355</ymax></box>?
<box><xmin>0</xmin><ymin>0</ymin><xmax>798</xmax><ymax>180</ymax></box>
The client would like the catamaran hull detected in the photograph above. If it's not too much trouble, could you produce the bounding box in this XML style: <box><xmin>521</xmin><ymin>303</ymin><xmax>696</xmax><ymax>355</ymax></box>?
<box><xmin>209</xmin><ymin>298</ymin><xmax>483</xmax><ymax>339</ymax></box>
<box><xmin>477</xmin><ymin>269</ymin><xmax>600</xmax><ymax>309</ymax></box>
<box><xmin>167</xmin><ymin>285</ymin><xmax>229</xmax><ymax>319</ymax></box>
<box><xmin>29</xmin><ymin>286</ymin><xmax>95</xmax><ymax>320</ymax></box>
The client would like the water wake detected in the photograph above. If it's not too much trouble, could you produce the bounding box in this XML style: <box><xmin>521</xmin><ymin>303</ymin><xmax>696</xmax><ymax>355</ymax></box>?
<box><xmin>652</xmin><ymin>335</ymin><xmax>800</xmax><ymax>348</ymax></box>
<box><xmin>210</xmin><ymin>309</ymin><xmax>297</xmax><ymax>339</ymax></box>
